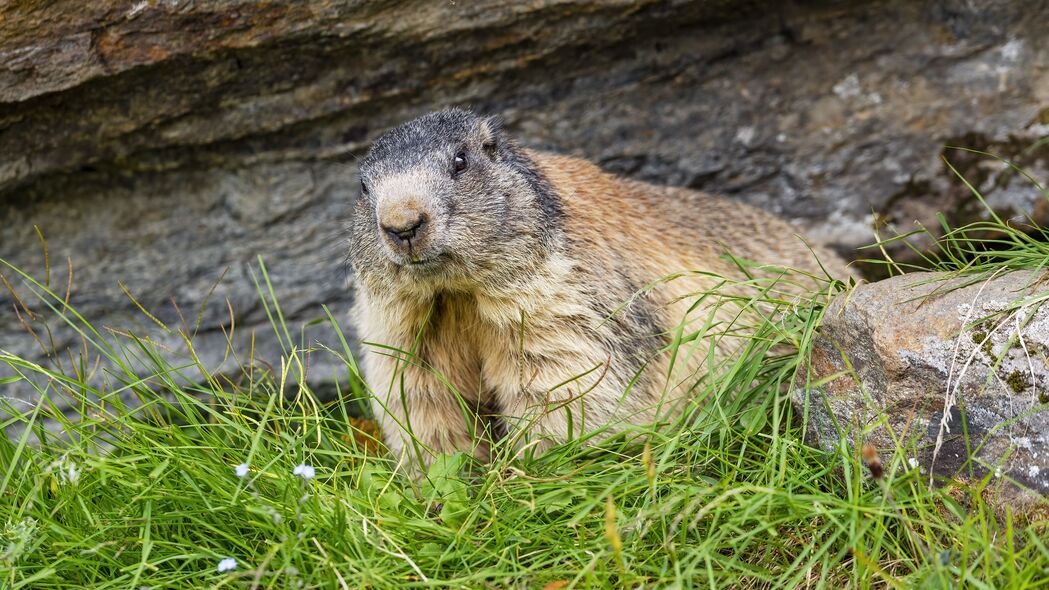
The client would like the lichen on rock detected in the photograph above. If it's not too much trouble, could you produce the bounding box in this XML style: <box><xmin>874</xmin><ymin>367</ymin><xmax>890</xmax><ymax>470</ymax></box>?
<box><xmin>797</xmin><ymin>270</ymin><xmax>1049</xmax><ymax>509</ymax></box>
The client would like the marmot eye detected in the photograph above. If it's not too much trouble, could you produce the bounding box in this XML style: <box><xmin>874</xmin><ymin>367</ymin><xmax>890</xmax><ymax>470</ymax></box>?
<box><xmin>452</xmin><ymin>152</ymin><xmax>468</xmax><ymax>175</ymax></box>
<box><xmin>360</xmin><ymin>178</ymin><xmax>369</xmax><ymax>195</ymax></box>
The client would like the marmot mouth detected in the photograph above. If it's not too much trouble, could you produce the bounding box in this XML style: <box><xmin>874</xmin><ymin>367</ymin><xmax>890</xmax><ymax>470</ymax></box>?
<box><xmin>402</xmin><ymin>252</ymin><xmax>447</xmax><ymax>270</ymax></box>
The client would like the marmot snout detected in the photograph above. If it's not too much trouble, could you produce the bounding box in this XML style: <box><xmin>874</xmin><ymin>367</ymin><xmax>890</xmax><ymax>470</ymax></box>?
<box><xmin>348</xmin><ymin>108</ymin><xmax>853</xmax><ymax>473</ymax></box>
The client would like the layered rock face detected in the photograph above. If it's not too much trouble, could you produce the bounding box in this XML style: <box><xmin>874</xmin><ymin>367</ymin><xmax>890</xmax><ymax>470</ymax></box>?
<box><xmin>801</xmin><ymin>271</ymin><xmax>1049</xmax><ymax>504</ymax></box>
<box><xmin>2</xmin><ymin>1</ymin><xmax>1049</xmax><ymax>409</ymax></box>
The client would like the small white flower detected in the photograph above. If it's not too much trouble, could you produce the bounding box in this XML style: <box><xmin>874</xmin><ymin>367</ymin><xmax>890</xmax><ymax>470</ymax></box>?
<box><xmin>66</xmin><ymin>461</ymin><xmax>81</xmax><ymax>484</ymax></box>
<box><xmin>293</xmin><ymin>464</ymin><xmax>315</xmax><ymax>480</ymax></box>
<box><xmin>48</xmin><ymin>456</ymin><xmax>82</xmax><ymax>486</ymax></box>
<box><xmin>907</xmin><ymin>457</ymin><xmax>919</xmax><ymax>470</ymax></box>
<box><xmin>234</xmin><ymin>463</ymin><xmax>249</xmax><ymax>478</ymax></box>
<box><xmin>216</xmin><ymin>557</ymin><xmax>237</xmax><ymax>573</ymax></box>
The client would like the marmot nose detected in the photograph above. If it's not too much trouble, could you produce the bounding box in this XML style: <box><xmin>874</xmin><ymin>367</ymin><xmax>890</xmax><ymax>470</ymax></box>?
<box><xmin>381</xmin><ymin>213</ymin><xmax>427</xmax><ymax>247</ymax></box>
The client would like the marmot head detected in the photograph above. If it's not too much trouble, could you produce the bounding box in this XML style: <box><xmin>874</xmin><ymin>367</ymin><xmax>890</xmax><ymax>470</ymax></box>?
<box><xmin>350</xmin><ymin>108</ymin><xmax>562</xmax><ymax>294</ymax></box>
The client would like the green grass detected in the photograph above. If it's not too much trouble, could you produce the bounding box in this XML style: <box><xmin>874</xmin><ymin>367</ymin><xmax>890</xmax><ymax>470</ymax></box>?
<box><xmin>3</xmin><ymin>160</ymin><xmax>1049</xmax><ymax>588</ymax></box>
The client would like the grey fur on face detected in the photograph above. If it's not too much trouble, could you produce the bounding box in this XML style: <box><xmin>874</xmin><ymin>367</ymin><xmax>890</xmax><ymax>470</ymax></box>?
<box><xmin>350</xmin><ymin>108</ymin><xmax>562</xmax><ymax>295</ymax></box>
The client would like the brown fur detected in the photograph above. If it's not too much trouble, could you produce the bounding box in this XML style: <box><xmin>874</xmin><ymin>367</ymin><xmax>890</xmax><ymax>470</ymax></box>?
<box><xmin>350</xmin><ymin>113</ymin><xmax>854</xmax><ymax>475</ymax></box>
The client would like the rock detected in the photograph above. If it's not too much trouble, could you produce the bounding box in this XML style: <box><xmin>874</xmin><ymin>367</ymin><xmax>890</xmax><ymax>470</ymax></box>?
<box><xmin>3</xmin><ymin>1</ymin><xmax>1049</xmax><ymax>411</ymax></box>
<box><xmin>0</xmin><ymin>162</ymin><xmax>359</xmax><ymax>429</ymax></box>
<box><xmin>800</xmin><ymin>270</ymin><xmax>1049</xmax><ymax>505</ymax></box>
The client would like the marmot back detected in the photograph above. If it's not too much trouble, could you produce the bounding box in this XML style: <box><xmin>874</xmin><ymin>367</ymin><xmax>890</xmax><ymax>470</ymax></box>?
<box><xmin>348</xmin><ymin>108</ymin><xmax>853</xmax><ymax>473</ymax></box>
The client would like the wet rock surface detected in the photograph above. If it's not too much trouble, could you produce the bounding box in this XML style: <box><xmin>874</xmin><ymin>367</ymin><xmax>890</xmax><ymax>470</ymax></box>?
<box><xmin>3</xmin><ymin>1</ymin><xmax>1049</xmax><ymax>408</ymax></box>
<box><xmin>800</xmin><ymin>271</ymin><xmax>1049</xmax><ymax>504</ymax></box>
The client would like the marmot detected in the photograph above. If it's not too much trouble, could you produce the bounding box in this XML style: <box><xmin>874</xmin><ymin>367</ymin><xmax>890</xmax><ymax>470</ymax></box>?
<box><xmin>349</xmin><ymin>108</ymin><xmax>852</xmax><ymax>472</ymax></box>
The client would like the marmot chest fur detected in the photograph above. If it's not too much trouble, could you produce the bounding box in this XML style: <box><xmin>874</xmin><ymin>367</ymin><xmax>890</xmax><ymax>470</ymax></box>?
<box><xmin>348</xmin><ymin>108</ymin><xmax>852</xmax><ymax>472</ymax></box>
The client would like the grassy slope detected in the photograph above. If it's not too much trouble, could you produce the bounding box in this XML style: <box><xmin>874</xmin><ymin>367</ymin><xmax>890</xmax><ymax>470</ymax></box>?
<box><xmin>3</xmin><ymin>173</ymin><xmax>1049</xmax><ymax>588</ymax></box>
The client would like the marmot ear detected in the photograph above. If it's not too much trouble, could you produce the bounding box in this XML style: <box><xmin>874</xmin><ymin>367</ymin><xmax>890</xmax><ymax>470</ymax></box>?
<box><xmin>478</xmin><ymin>115</ymin><xmax>504</xmax><ymax>161</ymax></box>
